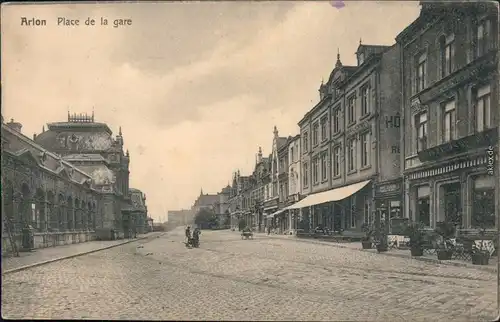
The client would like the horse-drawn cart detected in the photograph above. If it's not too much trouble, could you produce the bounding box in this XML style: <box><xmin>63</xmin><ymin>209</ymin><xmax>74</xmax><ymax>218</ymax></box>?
<box><xmin>241</xmin><ymin>230</ymin><xmax>253</xmax><ymax>240</ymax></box>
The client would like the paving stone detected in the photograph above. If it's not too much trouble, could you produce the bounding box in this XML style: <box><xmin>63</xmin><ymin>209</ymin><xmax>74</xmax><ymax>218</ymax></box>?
<box><xmin>1</xmin><ymin>228</ymin><xmax>497</xmax><ymax>321</ymax></box>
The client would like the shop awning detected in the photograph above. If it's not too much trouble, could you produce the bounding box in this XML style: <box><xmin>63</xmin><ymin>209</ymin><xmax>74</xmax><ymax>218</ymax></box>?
<box><xmin>266</xmin><ymin>209</ymin><xmax>285</xmax><ymax>219</ymax></box>
<box><xmin>285</xmin><ymin>180</ymin><xmax>371</xmax><ymax>210</ymax></box>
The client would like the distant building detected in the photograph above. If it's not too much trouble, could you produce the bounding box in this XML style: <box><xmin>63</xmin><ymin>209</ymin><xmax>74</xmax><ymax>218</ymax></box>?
<box><xmin>167</xmin><ymin>209</ymin><xmax>193</xmax><ymax>226</ymax></box>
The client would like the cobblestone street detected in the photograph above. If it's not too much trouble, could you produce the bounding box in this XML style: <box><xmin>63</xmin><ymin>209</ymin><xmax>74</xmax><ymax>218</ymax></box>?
<box><xmin>2</xmin><ymin>228</ymin><xmax>497</xmax><ymax>321</ymax></box>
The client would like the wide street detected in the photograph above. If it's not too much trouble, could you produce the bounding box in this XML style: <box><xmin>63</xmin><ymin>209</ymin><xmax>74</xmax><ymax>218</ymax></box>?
<box><xmin>2</xmin><ymin>228</ymin><xmax>497</xmax><ymax>321</ymax></box>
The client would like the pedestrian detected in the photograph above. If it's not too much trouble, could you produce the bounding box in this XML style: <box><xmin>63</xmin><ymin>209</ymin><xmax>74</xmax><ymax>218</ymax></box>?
<box><xmin>185</xmin><ymin>225</ymin><xmax>191</xmax><ymax>243</ymax></box>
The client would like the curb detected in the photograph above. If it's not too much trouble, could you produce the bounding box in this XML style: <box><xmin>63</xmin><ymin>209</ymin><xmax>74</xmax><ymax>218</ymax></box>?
<box><xmin>258</xmin><ymin>233</ymin><xmax>497</xmax><ymax>273</ymax></box>
<box><xmin>2</xmin><ymin>232</ymin><xmax>166</xmax><ymax>275</ymax></box>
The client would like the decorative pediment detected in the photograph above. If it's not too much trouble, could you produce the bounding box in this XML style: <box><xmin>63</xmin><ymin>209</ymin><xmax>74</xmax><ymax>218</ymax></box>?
<box><xmin>17</xmin><ymin>149</ymin><xmax>40</xmax><ymax>166</ymax></box>
<box><xmin>410</xmin><ymin>96</ymin><xmax>427</xmax><ymax>115</ymax></box>
<box><xmin>346</xmin><ymin>119</ymin><xmax>372</xmax><ymax>138</ymax></box>
<box><xmin>57</xmin><ymin>166</ymin><xmax>72</xmax><ymax>180</ymax></box>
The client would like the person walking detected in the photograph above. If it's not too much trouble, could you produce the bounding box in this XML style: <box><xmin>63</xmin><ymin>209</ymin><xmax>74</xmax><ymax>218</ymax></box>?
<box><xmin>185</xmin><ymin>226</ymin><xmax>191</xmax><ymax>243</ymax></box>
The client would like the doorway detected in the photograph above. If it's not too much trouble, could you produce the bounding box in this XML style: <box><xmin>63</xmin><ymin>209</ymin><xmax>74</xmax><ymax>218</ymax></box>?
<box><xmin>443</xmin><ymin>182</ymin><xmax>461</xmax><ymax>226</ymax></box>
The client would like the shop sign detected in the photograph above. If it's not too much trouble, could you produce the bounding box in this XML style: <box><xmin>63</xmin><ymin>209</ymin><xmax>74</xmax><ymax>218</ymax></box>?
<box><xmin>418</xmin><ymin>127</ymin><xmax>498</xmax><ymax>162</ymax></box>
<box><xmin>377</xmin><ymin>183</ymin><xmax>401</xmax><ymax>194</ymax></box>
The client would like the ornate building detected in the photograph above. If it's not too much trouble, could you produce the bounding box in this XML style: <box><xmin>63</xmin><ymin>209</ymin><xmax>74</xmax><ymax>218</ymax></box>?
<box><xmin>396</xmin><ymin>2</ymin><xmax>498</xmax><ymax>236</ymax></box>
<box><xmin>1</xmin><ymin>112</ymin><xmax>149</xmax><ymax>255</ymax></box>
<box><xmin>33</xmin><ymin>112</ymin><xmax>138</xmax><ymax>240</ymax></box>
<box><xmin>126</xmin><ymin>188</ymin><xmax>149</xmax><ymax>235</ymax></box>
<box><xmin>1</xmin><ymin>116</ymin><xmax>97</xmax><ymax>253</ymax></box>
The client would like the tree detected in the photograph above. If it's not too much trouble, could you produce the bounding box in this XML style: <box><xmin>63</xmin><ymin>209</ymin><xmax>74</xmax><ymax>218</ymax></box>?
<box><xmin>194</xmin><ymin>208</ymin><xmax>217</xmax><ymax>229</ymax></box>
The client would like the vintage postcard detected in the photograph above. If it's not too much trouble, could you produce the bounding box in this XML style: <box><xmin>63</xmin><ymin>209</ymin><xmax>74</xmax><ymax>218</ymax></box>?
<box><xmin>1</xmin><ymin>1</ymin><xmax>499</xmax><ymax>321</ymax></box>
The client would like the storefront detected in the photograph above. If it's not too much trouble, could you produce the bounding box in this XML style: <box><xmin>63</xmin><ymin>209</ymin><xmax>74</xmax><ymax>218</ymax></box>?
<box><xmin>287</xmin><ymin>180</ymin><xmax>372</xmax><ymax>234</ymax></box>
<box><xmin>406</xmin><ymin>153</ymin><xmax>498</xmax><ymax>234</ymax></box>
<box><xmin>374</xmin><ymin>179</ymin><xmax>403</xmax><ymax>234</ymax></box>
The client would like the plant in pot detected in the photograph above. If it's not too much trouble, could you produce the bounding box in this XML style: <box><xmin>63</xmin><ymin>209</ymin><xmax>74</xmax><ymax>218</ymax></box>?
<box><xmin>405</xmin><ymin>222</ymin><xmax>425</xmax><ymax>257</ymax></box>
<box><xmin>361</xmin><ymin>223</ymin><xmax>373</xmax><ymax>249</ymax></box>
<box><xmin>471</xmin><ymin>224</ymin><xmax>490</xmax><ymax>265</ymax></box>
<box><xmin>434</xmin><ymin>221</ymin><xmax>455</xmax><ymax>260</ymax></box>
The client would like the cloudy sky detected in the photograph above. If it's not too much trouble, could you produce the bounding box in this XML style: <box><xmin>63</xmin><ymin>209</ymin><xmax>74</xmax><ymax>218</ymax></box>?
<box><xmin>2</xmin><ymin>1</ymin><xmax>420</xmax><ymax>221</ymax></box>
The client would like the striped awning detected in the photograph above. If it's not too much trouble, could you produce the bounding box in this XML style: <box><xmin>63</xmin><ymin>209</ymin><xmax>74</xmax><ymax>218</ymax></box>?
<box><xmin>407</xmin><ymin>156</ymin><xmax>489</xmax><ymax>180</ymax></box>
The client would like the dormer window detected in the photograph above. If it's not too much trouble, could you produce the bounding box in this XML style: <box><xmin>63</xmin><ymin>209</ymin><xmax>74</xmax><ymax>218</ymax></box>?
<box><xmin>358</xmin><ymin>52</ymin><xmax>365</xmax><ymax>66</ymax></box>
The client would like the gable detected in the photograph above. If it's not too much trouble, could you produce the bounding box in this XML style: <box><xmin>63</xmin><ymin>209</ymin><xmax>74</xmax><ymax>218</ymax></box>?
<box><xmin>16</xmin><ymin>149</ymin><xmax>40</xmax><ymax>166</ymax></box>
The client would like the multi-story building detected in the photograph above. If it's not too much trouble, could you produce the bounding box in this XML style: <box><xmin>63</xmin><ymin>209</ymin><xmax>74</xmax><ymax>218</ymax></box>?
<box><xmin>250</xmin><ymin>147</ymin><xmax>270</xmax><ymax>232</ymax></box>
<box><xmin>396</xmin><ymin>2</ymin><xmax>498</xmax><ymax>236</ymax></box>
<box><xmin>286</xmin><ymin>134</ymin><xmax>302</xmax><ymax>233</ymax></box>
<box><xmin>275</xmin><ymin>135</ymin><xmax>291</xmax><ymax>233</ymax></box>
<box><xmin>264</xmin><ymin>127</ymin><xmax>291</xmax><ymax>230</ymax></box>
<box><xmin>191</xmin><ymin>189</ymin><xmax>219</xmax><ymax>214</ymax></box>
<box><xmin>290</xmin><ymin>42</ymin><xmax>402</xmax><ymax>234</ymax></box>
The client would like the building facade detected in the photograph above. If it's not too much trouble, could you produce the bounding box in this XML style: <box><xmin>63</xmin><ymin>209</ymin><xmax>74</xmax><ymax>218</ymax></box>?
<box><xmin>1</xmin><ymin>113</ymin><xmax>148</xmax><ymax>254</ymax></box>
<box><xmin>167</xmin><ymin>209</ymin><xmax>193</xmax><ymax>227</ymax></box>
<box><xmin>293</xmin><ymin>42</ymin><xmax>402</xmax><ymax>234</ymax></box>
<box><xmin>126</xmin><ymin>188</ymin><xmax>149</xmax><ymax>235</ymax></box>
<box><xmin>33</xmin><ymin>112</ymin><xmax>140</xmax><ymax>240</ymax></box>
<box><xmin>286</xmin><ymin>134</ymin><xmax>302</xmax><ymax>233</ymax></box>
<box><xmin>396</xmin><ymin>2</ymin><xmax>498</xmax><ymax>236</ymax></box>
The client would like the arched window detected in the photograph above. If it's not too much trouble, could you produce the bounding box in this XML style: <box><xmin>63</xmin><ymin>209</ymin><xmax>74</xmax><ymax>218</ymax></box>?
<box><xmin>35</xmin><ymin>188</ymin><xmax>46</xmax><ymax>232</ymax></box>
<box><xmin>67</xmin><ymin>196</ymin><xmax>73</xmax><ymax>230</ymax></box>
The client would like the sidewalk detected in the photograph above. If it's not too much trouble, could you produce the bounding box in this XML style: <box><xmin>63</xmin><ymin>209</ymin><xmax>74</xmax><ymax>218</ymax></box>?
<box><xmin>1</xmin><ymin>232</ymin><xmax>163</xmax><ymax>274</ymax></box>
<box><xmin>256</xmin><ymin>232</ymin><xmax>498</xmax><ymax>273</ymax></box>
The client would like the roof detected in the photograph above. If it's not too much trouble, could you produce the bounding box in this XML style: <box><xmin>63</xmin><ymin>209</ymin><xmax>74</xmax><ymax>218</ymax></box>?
<box><xmin>1</xmin><ymin>123</ymin><xmax>93</xmax><ymax>187</ymax></box>
<box><xmin>129</xmin><ymin>189</ymin><xmax>147</xmax><ymax>211</ymax></box>
<box><xmin>73</xmin><ymin>164</ymin><xmax>116</xmax><ymax>186</ymax></box>
<box><xmin>63</xmin><ymin>153</ymin><xmax>108</xmax><ymax>163</ymax></box>
<box><xmin>194</xmin><ymin>194</ymin><xmax>219</xmax><ymax>207</ymax></box>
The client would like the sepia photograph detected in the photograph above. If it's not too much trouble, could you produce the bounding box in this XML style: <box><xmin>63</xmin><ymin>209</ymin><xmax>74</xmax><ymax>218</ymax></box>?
<box><xmin>1</xmin><ymin>1</ymin><xmax>499</xmax><ymax>320</ymax></box>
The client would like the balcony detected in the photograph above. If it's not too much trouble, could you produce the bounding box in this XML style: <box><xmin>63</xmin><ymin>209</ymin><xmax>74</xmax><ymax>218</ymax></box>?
<box><xmin>417</xmin><ymin>127</ymin><xmax>498</xmax><ymax>162</ymax></box>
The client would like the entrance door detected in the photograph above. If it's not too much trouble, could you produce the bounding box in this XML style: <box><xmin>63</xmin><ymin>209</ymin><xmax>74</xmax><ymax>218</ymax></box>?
<box><xmin>443</xmin><ymin>183</ymin><xmax>461</xmax><ymax>226</ymax></box>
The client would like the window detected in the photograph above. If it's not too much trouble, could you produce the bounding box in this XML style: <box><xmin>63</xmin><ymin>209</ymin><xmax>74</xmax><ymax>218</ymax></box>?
<box><xmin>474</xmin><ymin>85</ymin><xmax>491</xmax><ymax>133</ymax></box>
<box><xmin>360</xmin><ymin>132</ymin><xmax>370</xmax><ymax>167</ymax></box>
<box><xmin>472</xmin><ymin>176</ymin><xmax>495</xmax><ymax>229</ymax></box>
<box><xmin>303</xmin><ymin>133</ymin><xmax>308</xmax><ymax>153</ymax></box>
<box><xmin>415</xmin><ymin>53</ymin><xmax>427</xmax><ymax>93</ymax></box>
<box><xmin>476</xmin><ymin>19</ymin><xmax>491</xmax><ymax>58</ymax></box>
<box><xmin>303</xmin><ymin>162</ymin><xmax>309</xmax><ymax>187</ymax></box>
<box><xmin>313</xmin><ymin>157</ymin><xmax>319</xmax><ymax>184</ymax></box>
<box><xmin>415</xmin><ymin>112</ymin><xmax>428</xmax><ymax>152</ymax></box>
<box><xmin>347</xmin><ymin>95</ymin><xmax>356</xmax><ymax>124</ymax></box>
<box><xmin>360</xmin><ymin>86</ymin><xmax>370</xmax><ymax>115</ymax></box>
<box><xmin>416</xmin><ymin>185</ymin><xmax>430</xmax><ymax>227</ymax></box>
<box><xmin>333</xmin><ymin>146</ymin><xmax>341</xmax><ymax>177</ymax></box>
<box><xmin>290</xmin><ymin>147</ymin><xmax>294</xmax><ymax>162</ymax></box>
<box><xmin>440</xmin><ymin>35</ymin><xmax>455</xmax><ymax>78</ymax></box>
<box><xmin>358</xmin><ymin>52</ymin><xmax>365</xmax><ymax>66</ymax></box>
<box><xmin>320</xmin><ymin>116</ymin><xmax>328</xmax><ymax>141</ymax></box>
<box><xmin>312</xmin><ymin>123</ymin><xmax>319</xmax><ymax>146</ymax></box>
<box><xmin>321</xmin><ymin>152</ymin><xmax>327</xmax><ymax>181</ymax></box>
<box><xmin>442</xmin><ymin>100</ymin><xmax>456</xmax><ymax>142</ymax></box>
<box><xmin>347</xmin><ymin>138</ymin><xmax>356</xmax><ymax>172</ymax></box>
<box><xmin>333</xmin><ymin>107</ymin><xmax>340</xmax><ymax>133</ymax></box>
<box><xmin>279</xmin><ymin>158</ymin><xmax>284</xmax><ymax>172</ymax></box>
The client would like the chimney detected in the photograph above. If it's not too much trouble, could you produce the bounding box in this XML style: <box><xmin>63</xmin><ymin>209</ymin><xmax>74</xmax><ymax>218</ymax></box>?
<box><xmin>33</xmin><ymin>133</ymin><xmax>37</xmax><ymax>140</ymax></box>
<box><xmin>6</xmin><ymin>119</ymin><xmax>22</xmax><ymax>133</ymax></box>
